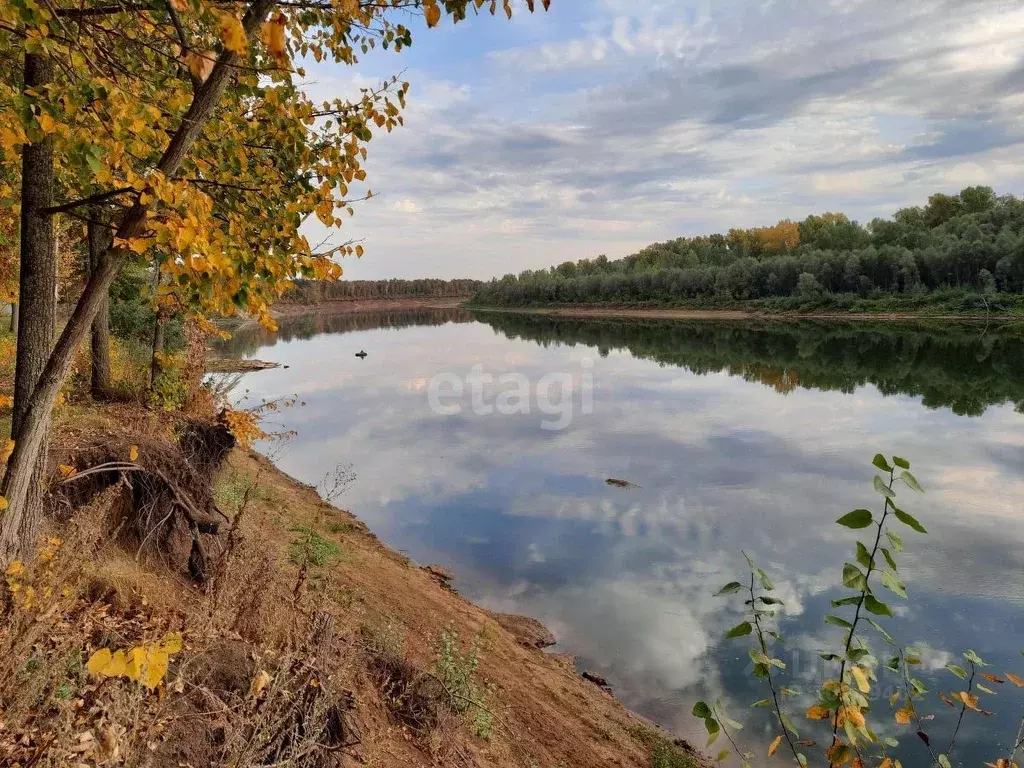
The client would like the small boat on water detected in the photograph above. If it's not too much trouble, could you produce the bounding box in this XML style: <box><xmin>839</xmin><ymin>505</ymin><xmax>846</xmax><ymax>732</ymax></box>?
<box><xmin>355</xmin><ymin>350</ymin><xmax>368</xmax><ymax>359</ymax></box>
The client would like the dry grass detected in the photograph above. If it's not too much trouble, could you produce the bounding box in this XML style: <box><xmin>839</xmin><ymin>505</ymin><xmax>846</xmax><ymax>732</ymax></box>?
<box><xmin>0</xmin><ymin>395</ymin><xmax>689</xmax><ymax>768</ymax></box>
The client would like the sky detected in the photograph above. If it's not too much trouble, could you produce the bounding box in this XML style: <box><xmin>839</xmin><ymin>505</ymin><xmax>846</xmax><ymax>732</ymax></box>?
<box><xmin>300</xmin><ymin>0</ymin><xmax>1024</xmax><ymax>280</ymax></box>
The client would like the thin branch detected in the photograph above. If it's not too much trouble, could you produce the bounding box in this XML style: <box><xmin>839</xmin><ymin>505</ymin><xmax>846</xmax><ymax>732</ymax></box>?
<box><xmin>749</xmin><ymin>573</ymin><xmax>801</xmax><ymax>765</ymax></box>
<box><xmin>828</xmin><ymin>468</ymin><xmax>895</xmax><ymax>766</ymax></box>
<box><xmin>40</xmin><ymin>187</ymin><xmax>134</xmax><ymax>215</ymax></box>
<box><xmin>899</xmin><ymin>648</ymin><xmax>939</xmax><ymax>765</ymax></box>
<box><xmin>945</xmin><ymin>661</ymin><xmax>976</xmax><ymax>759</ymax></box>
<box><xmin>1012</xmin><ymin>717</ymin><xmax>1024</xmax><ymax>757</ymax></box>
<box><xmin>55</xmin><ymin>4</ymin><xmax>158</xmax><ymax>17</ymax></box>
<box><xmin>165</xmin><ymin>0</ymin><xmax>201</xmax><ymax>91</ymax></box>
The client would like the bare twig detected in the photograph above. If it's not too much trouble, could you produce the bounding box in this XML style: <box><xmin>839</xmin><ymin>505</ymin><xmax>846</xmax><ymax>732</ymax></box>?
<box><xmin>945</xmin><ymin>661</ymin><xmax>976</xmax><ymax>759</ymax></box>
<box><xmin>899</xmin><ymin>648</ymin><xmax>940</xmax><ymax>765</ymax></box>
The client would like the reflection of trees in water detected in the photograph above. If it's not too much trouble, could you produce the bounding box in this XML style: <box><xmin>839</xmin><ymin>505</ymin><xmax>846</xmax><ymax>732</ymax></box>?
<box><xmin>477</xmin><ymin>314</ymin><xmax>1024</xmax><ymax>417</ymax></box>
<box><xmin>215</xmin><ymin>308</ymin><xmax>474</xmax><ymax>357</ymax></box>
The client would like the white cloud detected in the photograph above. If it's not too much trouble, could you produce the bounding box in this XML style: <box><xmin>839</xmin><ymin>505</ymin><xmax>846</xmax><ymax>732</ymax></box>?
<box><xmin>391</xmin><ymin>199</ymin><xmax>421</xmax><ymax>213</ymax></box>
<box><xmin>294</xmin><ymin>0</ymin><xmax>1024</xmax><ymax>280</ymax></box>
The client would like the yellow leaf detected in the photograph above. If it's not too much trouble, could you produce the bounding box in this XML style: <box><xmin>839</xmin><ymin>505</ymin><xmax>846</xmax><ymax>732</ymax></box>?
<box><xmin>58</xmin><ymin>464</ymin><xmax>77</xmax><ymax>478</ymax></box>
<box><xmin>217</xmin><ymin>12</ymin><xmax>248</xmax><ymax>55</ymax></box>
<box><xmin>880</xmin><ymin>759</ymin><xmax>894</xmax><ymax>768</ymax></box>
<box><xmin>249</xmin><ymin>669</ymin><xmax>270</xmax><ymax>697</ymax></box>
<box><xmin>87</xmin><ymin>648</ymin><xmax>112</xmax><ymax>676</ymax></box>
<box><xmin>37</xmin><ymin>113</ymin><xmax>57</xmax><ymax>134</ymax></box>
<box><xmin>1</xmin><ymin>438</ymin><xmax>14</xmax><ymax>464</ymax></box>
<box><xmin>768</xmin><ymin>735</ymin><xmax>782</xmax><ymax>757</ymax></box>
<box><xmin>125</xmin><ymin>645</ymin><xmax>169</xmax><ymax>689</ymax></box>
<box><xmin>5</xmin><ymin>559</ymin><xmax>23</xmax><ymax>577</ymax></box>
<box><xmin>895</xmin><ymin>707</ymin><xmax>913</xmax><ymax>725</ymax></box>
<box><xmin>129</xmin><ymin>445</ymin><xmax>139</xmax><ymax>462</ymax></box>
<box><xmin>0</xmin><ymin>496</ymin><xmax>8</xmax><ymax>512</ymax></box>
<box><xmin>1007</xmin><ymin>673</ymin><xmax>1024</xmax><ymax>688</ymax></box>
<box><xmin>261</xmin><ymin>13</ymin><xmax>287</xmax><ymax>62</ymax></box>
<box><xmin>425</xmin><ymin>4</ymin><xmax>441</xmax><ymax>27</ymax></box>
<box><xmin>161</xmin><ymin>632</ymin><xmax>183</xmax><ymax>654</ymax></box>
<box><xmin>355</xmin><ymin>244</ymin><xmax>364</xmax><ymax>257</ymax></box>
<box><xmin>806</xmin><ymin>705</ymin><xmax>831</xmax><ymax>721</ymax></box>
<box><xmin>850</xmin><ymin>666</ymin><xmax>870</xmax><ymax>694</ymax></box>
<box><xmin>87</xmin><ymin>648</ymin><xmax>128</xmax><ymax>678</ymax></box>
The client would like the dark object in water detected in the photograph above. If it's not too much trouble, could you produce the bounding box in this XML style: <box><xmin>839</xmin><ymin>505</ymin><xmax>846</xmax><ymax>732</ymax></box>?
<box><xmin>605</xmin><ymin>478</ymin><xmax>640</xmax><ymax>489</ymax></box>
<box><xmin>355</xmin><ymin>350</ymin><xmax>368</xmax><ymax>359</ymax></box>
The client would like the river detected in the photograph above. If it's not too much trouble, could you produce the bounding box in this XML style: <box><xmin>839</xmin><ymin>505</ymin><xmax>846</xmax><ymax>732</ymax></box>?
<box><xmin>215</xmin><ymin>309</ymin><xmax>1024</xmax><ymax>767</ymax></box>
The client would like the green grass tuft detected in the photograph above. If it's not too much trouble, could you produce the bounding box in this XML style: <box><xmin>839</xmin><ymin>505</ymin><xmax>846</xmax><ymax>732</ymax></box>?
<box><xmin>627</xmin><ymin>724</ymin><xmax>702</xmax><ymax>768</ymax></box>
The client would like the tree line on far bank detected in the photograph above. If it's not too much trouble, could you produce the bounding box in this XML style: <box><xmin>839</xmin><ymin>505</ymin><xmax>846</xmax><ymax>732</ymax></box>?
<box><xmin>471</xmin><ymin>187</ymin><xmax>1024</xmax><ymax>312</ymax></box>
<box><xmin>283</xmin><ymin>277</ymin><xmax>483</xmax><ymax>303</ymax></box>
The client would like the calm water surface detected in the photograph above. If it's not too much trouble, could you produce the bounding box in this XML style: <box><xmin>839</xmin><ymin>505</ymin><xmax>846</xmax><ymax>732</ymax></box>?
<box><xmin>217</xmin><ymin>311</ymin><xmax>1024</xmax><ymax>766</ymax></box>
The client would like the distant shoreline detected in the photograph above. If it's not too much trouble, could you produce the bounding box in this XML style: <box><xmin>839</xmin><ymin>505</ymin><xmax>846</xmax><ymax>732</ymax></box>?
<box><xmin>463</xmin><ymin>304</ymin><xmax>1024</xmax><ymax>322</ymax></box>
<box><xmin>273</xmin><ymin>296</ymin><xmax>469</xmax><ymax>317</ymax></box>
<box><xmin>247</xmin><ymin>297</ymin><xmax>1024</xmax><ymax>324</ymax></box>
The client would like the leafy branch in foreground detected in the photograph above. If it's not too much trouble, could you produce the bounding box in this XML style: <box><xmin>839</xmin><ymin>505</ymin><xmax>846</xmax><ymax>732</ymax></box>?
<box><xmin>695</xmin><ymin>454</ymin><xmax>1024</xmax><ymax>768</ymax></box>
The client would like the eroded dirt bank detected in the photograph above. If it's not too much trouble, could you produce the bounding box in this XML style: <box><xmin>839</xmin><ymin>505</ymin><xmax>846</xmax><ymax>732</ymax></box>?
<box><xmin>1</xmin><ymin>402</ymin><xmax>703</xmax><ymax>768</ymax></box>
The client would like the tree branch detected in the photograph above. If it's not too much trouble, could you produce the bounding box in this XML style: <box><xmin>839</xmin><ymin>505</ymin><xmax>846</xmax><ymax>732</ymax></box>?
<box><xmin>165</xmin><ymin>0</ymin><xmax>201</xmax><ymax>91</ymax></box>
<box><xmin>55</xmin><ymin>4</ymin><xmax>159</xmax><ymax>17</ymax></box>
<box><xmin>39</xmin><ymin>186</ymin><xmax>134</xmax><ymax>215</ymax></box>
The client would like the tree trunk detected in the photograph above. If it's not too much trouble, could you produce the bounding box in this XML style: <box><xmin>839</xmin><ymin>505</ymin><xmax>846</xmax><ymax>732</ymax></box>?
<box><xmin>4</xmin><ymin>53</ymin><xmax>57</xmax><ymax>555</ymax></box>
<box><xmin>87</xmin><ymin>218</ymin><xmax>112</xmax><ymax>398</ymax></box>
<box><xmin>0</xmin><ymin>0</ymin><xmax>275</xmax><ymax>564</ymax></box>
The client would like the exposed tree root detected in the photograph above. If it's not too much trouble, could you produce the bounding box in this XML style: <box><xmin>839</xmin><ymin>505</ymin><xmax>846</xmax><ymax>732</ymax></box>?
<box><xmin>48</xmin><ymin>420</ymin><xmax>235</xmax><ymax>582</ymax></box>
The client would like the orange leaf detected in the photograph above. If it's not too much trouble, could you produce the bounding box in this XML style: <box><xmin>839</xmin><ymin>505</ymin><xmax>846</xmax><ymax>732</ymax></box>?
<box><xmin>982</xmin><ymin>674</ymin><xmax>1005</xmax><ymax>685</ymax></box>
<box><xmin>827</xmin><ymin>742</ymin><xmax>854</xmax><ymax>766</ymax></box>
<box><xmin>184</xmin><ymin>51</ymin><xmax>215</xmax><ymax>82</ymax></box>
<box><xmin>1007</xmin><ymin>673</ymin><xmax>1024</xmax><ymax>688</ymax></box>
<box><xmin>424</xmin><ymin>4</ymin><xmax>441</xmax><ymax>27</ymax></box>
<box><xmin>806</xmin><ymin>705</ymin><xmax>831</xmax><ymax>721</ymax></box>
<box><xmin>895</xmin><ymin>708</ymin><xmax>913</xmax><ymax>725</ymax></box>
<box><xmin>957</xmin><ymin>691</ymin><xmax>980</xmax><ymax>711</ymax></box>
<box><xmin>838</xmin><ymin>706</ymin><xmax>865</xmax><ymax>729</ymax></box>
<box><xmin>768</xmin><ymin>735</ymin><xmax>783</xmax><ymax>757</ymax></box>
<box><xmin>262</xmin><ymin>13</ymin><xmax>287</xmax><ymax>61</ymax></box>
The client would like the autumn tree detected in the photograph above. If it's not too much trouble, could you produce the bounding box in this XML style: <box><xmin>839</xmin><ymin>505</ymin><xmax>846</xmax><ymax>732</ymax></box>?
<box><xmin>0</xmin><ymin>0</ymin><xmax>551</xmax><ymax>560</ymax></box>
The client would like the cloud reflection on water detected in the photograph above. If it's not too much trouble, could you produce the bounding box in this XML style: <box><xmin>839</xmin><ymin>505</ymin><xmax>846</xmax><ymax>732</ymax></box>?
<box><xmin>218</xmin><ymin>312</ymin><xmax>1024</xmax><ymax>762</ymax></box>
